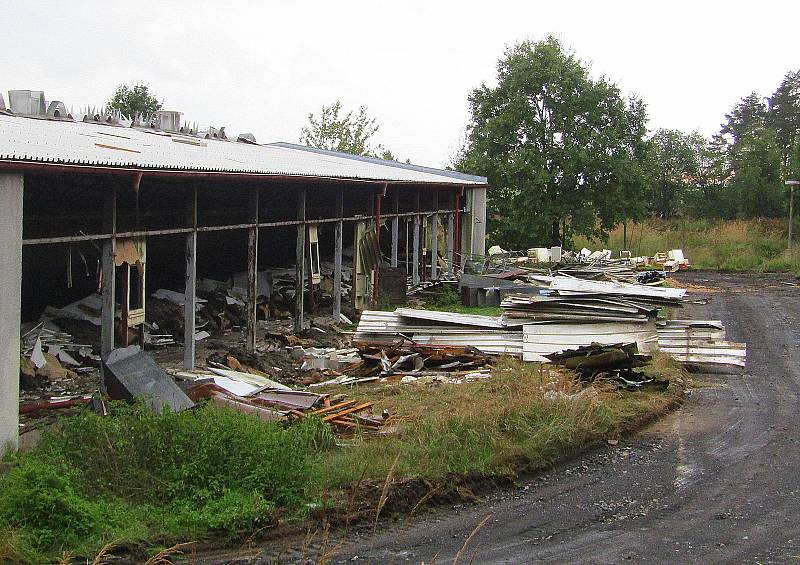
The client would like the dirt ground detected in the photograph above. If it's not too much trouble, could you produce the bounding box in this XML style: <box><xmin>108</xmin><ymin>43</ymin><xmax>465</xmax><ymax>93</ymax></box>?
<box><xmin>201</xmin><ymin>270</ymin><xmax>800</xmax><ymax>564</ymax></box>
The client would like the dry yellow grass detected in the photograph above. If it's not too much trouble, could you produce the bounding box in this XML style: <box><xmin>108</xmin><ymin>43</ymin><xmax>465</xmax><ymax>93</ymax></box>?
<box><xmin>574</xmin><ymin>218</ymin><xmax>800</xmax><ymax>273</ymax></box>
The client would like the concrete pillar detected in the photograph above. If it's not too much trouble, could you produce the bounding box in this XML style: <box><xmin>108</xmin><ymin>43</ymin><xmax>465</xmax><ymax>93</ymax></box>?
<box><xmin>294</xmin><ymin>188</ymin><xmax>306</xmax><ymax>333</ymax></box>
<box><xmin>391</xmin><ymin>191</ymin><xmax>399</xmax><ymax>267</ymax></box>
<box><xmin>246</xmin><ymin>188</ymin><xmax>259</xmax><ymax>352</ymax></box>
<box><xmin>0</xmin><ymin>173</ymin><xmax>23</xmax><ymax>453</ymax></box>
<box><xmin>471</xmin><ymin>186</ymin><xmax>487</xmax><ymax>256</ymax></box>
<box><xmin>431</xmin><ymin>192</ymin><xmax>439</xmax><ymax>280</ymax></box>
<box><xmin>183</xmin><ymin>187</ymin><xmax>197</xmax><ymax>369</ymax></box>
<box><xmin>333</xmin><ymin>188</ymin><xmax>343</xmax><ymax>320</ymax></box>
<box><xmin>101</xmin><ymin>187</ymin><xmax>117</xmax><ymax>359</ymax></box>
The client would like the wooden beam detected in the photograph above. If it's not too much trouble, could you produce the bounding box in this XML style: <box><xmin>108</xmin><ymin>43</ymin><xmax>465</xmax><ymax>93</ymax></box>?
<box><xmin>100</xmin><ymin>185</ymin><xmax>116</xmax><ymax>359</ymax></box>
<box><xmin>333</xmin><ymin>187</ymin><xmax>343</xmax><ymax>320</ymax></box>
<box><xmin>183</xmin><ymin>186</ymin><xmax>197</xmax><ymax>369</ymax></box>
<box><xmin>246</xmin><ymin>187</ymin><xmax>259</xmax><ymax>352</ymax></box>
<box><xmin>294</xmin><ymin>187</ymin><xmax>306</xmax><ymax>333</ymax></box>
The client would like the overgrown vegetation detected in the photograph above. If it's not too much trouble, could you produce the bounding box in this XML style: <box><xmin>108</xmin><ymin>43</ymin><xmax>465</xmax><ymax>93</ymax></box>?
<box><xmin>0</xmin><ymin>360</ymin><xmax>684</xmax><ymax>562</ymax></box>
<box><xmin>574</xmin><ymin>218</ymin><xmax>800</xmax><ymax>274</ymax></box>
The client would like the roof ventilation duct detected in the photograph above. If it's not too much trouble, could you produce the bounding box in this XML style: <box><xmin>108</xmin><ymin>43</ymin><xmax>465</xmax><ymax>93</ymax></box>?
<box><xmin>8</xmin><ymin>90</ymin><xmax>46</xmax><ymax>116</ymax></box>
<box><xmin>0</xmin><ymin>93</ymin><xmax>8</xmax><ymax>115</ymax></box>
<box><xmin>46</xmin><ymin>100</ymin><xmax>72</xmax><ymax>120</ymax></box>
<box><xmin>155</xmin><ymin>110</ymin><xmax>182</xmax><ymax>132</ymax></box>
<box><xmin>237</xmin><ymin>132</ymin><xmax>257</xmax><ymax>144</ymax></box>
<box><xmin>204</xmin><ymin>126</ymin><xmax>227</xmax><ymax>140</ymax></box>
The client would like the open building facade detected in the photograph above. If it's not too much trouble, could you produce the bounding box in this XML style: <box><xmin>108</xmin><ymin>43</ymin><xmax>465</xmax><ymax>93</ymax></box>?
<box><xmin>0</xmin><ymin>90</ymin><xmax>488</xmax><ymax>450</ymax></box>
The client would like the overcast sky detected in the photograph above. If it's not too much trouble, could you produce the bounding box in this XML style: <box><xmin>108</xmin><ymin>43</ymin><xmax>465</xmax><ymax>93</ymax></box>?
<box><xmin>3</xmin><ymin>0</ymin><xmax>798</xmax><ymax>168</ymax></box>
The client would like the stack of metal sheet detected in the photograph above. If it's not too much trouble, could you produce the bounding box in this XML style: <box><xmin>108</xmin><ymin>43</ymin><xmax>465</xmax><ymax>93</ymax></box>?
<box><xmin>501</xmin><ymin>294</ymin><xmax>657</xmax><ymax>325</ymax></box>
<box><xmin>656</xmin><ymin>319</ymin><xmax>746</xmax><ymax>368</ymax></box>
<box><xmin>353</xmin><ymin>310</ymin><xmax>523</xmax><ymax>356</ymax></box>
<box><xmin>522</xmin><ymin>321</ymin><xmax>659</xmax><ymax>362</ymax></box>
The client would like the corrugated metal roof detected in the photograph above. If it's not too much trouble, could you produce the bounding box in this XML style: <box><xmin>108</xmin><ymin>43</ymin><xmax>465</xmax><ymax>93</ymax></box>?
<box><xmin>0</xmin><ymin>114</ymin><xmax>487</xmax><ymax>185</ymax></box>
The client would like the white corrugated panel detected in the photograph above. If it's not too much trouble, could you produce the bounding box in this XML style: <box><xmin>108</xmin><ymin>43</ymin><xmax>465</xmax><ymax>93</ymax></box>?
<box><xmin>393</xmin><ymin>308</ymin><xmax>506</xmax><ymax>328</ymax></box>
<box><xmin>548</xmin><ymin>277</ymin><xmax>687</xmax><ymax>299</ymax></box>
<box><xmin>522</xmin><ymin>322</ymin><xmax>658</xmax><ymax>362</ymax></box>
<box><xmin>0</xmin><ymin>115</ymin><xmax>485</xmax><ymax>184</ymax></box>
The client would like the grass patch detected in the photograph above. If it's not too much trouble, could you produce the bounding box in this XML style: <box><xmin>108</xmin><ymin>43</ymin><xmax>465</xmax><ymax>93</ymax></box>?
<box><xmin>574</xmin><ymin>218</ymin><xmax>800</xmax><ymax>274</ymax></box>
<box><xmin>1</xmin><ymin>359</ymin><xmax>684</xmax><ymax>562</ymax></box>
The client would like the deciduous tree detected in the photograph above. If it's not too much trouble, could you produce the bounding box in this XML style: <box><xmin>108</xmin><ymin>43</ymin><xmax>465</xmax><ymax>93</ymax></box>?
<box><xmin>455</xmin><ymin>36</ymin><xmax>649</xmax><ymax>248</ymax></box>
<box><xmin>300</xmin><ymin>100</ymin><xmax>391</xmax><ymax>157</ymax></box>
<box><xmin>107</xmin><ymin>83</ymin><xmax>162</xmax><ymax>119</ymax></box>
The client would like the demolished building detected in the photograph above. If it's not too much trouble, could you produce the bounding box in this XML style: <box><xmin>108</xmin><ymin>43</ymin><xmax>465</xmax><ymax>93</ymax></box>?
<box><xmin>0</xmin><ymin>89</ymin><xmax>489</xmax><ymax>451</ymax></box>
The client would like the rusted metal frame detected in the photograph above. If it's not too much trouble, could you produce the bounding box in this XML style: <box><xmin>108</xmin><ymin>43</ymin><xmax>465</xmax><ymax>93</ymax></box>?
<box><xmin>294</xmin><ymin>187</ymin><xmax>306</xmax><ymax>333</ymax></box>
<box><xmin>412</xmin><ymin>190</ymin><xmax>420</xmax><ymax>285</ymax></box>
<box><xmin>431</xmin><ymin>191</ymin><xmax>439</xmax><ymax>280</ymax></box>
<box><xmin>246</xmin><ymin>187</ymin><xmax>259</xmax><ymax>352</ymax></box>
<box><xmin>333</xmin><ymin>187</ymin><xmax>343</xmax><ymax>320</ymax></box>
<box><xmin>19</xmin><ymin>210</ymin><xmax>460</xmax><ymax>246</ymax></box>
<box><xmin>183</xmin><ymin>186</ymin><xmax>198</xmax><ymax>369</ymax></box>
<box><xmin>100</xmin><ymin>185</ymin><xmax>117</xmax><ymax>359</ymax></box>
<box><xmin>390</xmin><ymin>190</ymin><xmax>399</xmax><ymax>267</ymax></box>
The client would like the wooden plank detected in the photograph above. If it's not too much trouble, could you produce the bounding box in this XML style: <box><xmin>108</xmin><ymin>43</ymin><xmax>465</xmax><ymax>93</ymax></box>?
<box><xmin>183</xmin><ymin>186</ymin><xmax>197</xmax><ymax>369</ymax></box>
<box><xmin>309</xmin><ymin>399</ymin><xmax>358</xmax><ymax>416</ymax></box>
<box><xmin>447</xmin><ymin>210</ymin><xmax>454</xmax><ymax>275</ymax></box>
<box><xmin>321</xmin><ymin>402</ymin><xmax>373</xmax><ymax>422</ymax></box>
<box><xmin>294</xmin><ymin>187</ymin><xmax>306</xmax><ymax>334</ymax></box>
<box><xmin>334</xmin><ymin>187</ymin><xmax>343</xmax><ymax>320</ymax></box>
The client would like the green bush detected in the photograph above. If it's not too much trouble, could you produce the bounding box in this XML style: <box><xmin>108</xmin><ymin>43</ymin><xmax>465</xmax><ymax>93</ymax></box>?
<box><xmin>0</xmin><ymin>402</ymin><xmax>333</xmax><ymax>561</ymax></box>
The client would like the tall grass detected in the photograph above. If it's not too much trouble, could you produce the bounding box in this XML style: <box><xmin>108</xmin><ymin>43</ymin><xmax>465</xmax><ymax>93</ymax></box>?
<box><xmin>0</xmin><ymin>359</ymin><xmax>684</xmax><ymax>562</ymax></box>
<box><xmin>574</xmin><ymin>218</ymin><xmax>800</xmax><ymax>274</ymax></box>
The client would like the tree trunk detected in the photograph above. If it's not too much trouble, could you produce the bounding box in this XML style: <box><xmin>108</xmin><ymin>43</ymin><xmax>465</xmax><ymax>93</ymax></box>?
<box><xmin>551</xmin><ymin>220</ymin><xmax>560</xmax><ymax>246</ymax></box>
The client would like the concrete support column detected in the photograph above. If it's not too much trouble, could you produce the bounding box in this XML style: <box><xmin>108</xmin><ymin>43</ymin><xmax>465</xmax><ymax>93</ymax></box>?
<box><xmin>447</xmin><ymin>211</ymin><xmax>455</xmax><ymax>276</ymax></box>
<box><xmin>333</xmin><ymin>188</ymin><xmax>343</xmax><ymax>320</ymax></box>
<box><xmin>246</xmin><ymin>188</ymin><xmax>259</xmax><ymax>352</ymax></box>
<box><xmin>0</xmin><ymin>173</ymin><xmax>23</xmax><ymax>453</ymax></box>
<box><xmin>471</xmin><ymin>186</ymin><xmax>487</xmax><ymax>256</ymax></box>
<box><xmin>101</xmin><ymin>186</ymin><xmax>117</xmax><ymax>359</ymax></box>
<box><xmin>183</xmin><ymin>187</ymin><xmax>197</xmax><ymax>369</ymax></box>
<box><xmin>390</xmin><ymin>191</ymin><xmax>399</xmax><ymax>268</ymax></box>
<box><xmin>431</xmin><ymin>191</ymin><xmax>439</xmax><ymax>280</ymax></box>
<box><xmin>412</xmin><ymin>191</ymin><xmax>420</xmax><ymax>286</ymax></box>
<box><xmin>294</xmin><ymin>188</ymin><xmax>306</xmax><ymax>334</ymax></box>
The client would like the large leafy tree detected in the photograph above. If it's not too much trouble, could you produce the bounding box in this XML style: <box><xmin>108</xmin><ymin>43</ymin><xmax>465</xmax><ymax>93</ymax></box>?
<box><xmin>456</xmin><ymin>36</ymin><xmax>649</xmax><ymax>248</ymax></box>
<box><xmin>767</xmin><ymin>70</ymin><xmax>800</xmax><ymax>172</ymax></box>
<box><xmin>300</xmin><ymin>100</ymin><xmax>390</xmax><ymax>157</ymax></box>
<box><xmin>107</xmin><ymin>83</ymin><xmax>162</xmax><ymax>119</ymax></box>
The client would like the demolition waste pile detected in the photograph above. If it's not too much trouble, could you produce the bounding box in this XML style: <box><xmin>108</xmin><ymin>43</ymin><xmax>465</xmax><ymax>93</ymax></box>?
<box><xmin>3</xmin><ymin>246</ymin><xmax>748</xmax><ymax>562</ymax></box>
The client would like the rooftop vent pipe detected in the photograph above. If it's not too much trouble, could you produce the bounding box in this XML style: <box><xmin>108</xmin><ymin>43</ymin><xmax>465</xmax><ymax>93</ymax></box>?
<box><xmin>8</xmin><ymin>90</ymin><xmax>46</xmax><ymax>116</ymax></box>
<box><xmin>155</xmin><ymin>110</ymin><xmax>182</xmax><ymax>132</ymax></box>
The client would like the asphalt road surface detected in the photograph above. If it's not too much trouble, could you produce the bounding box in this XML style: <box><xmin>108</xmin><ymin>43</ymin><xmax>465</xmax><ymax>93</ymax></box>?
<box><xmin>313</xmin><ymin>271</ymin><xmax>800</xmax><ymax>564</ymax></box>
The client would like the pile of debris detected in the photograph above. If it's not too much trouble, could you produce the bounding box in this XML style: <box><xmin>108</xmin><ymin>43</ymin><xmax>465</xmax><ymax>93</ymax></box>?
<box><xmin>312</xmin><ymin>342</ymin><xmax>493</xmax><ymax>387</ymax></box>
<box><xmin>19</xmin><ymin>321</ymin><xmax>100</xmax><ymax>390</ymax></box>
<box><xmin>355</xmin><ymin>274</ymin><xmax>746</xmax><ymax>372</ymax></box>
<box><xmin>546</xmin><ymin>343</ymin><xmax>668</xmax><ymax>391</ymax></box>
